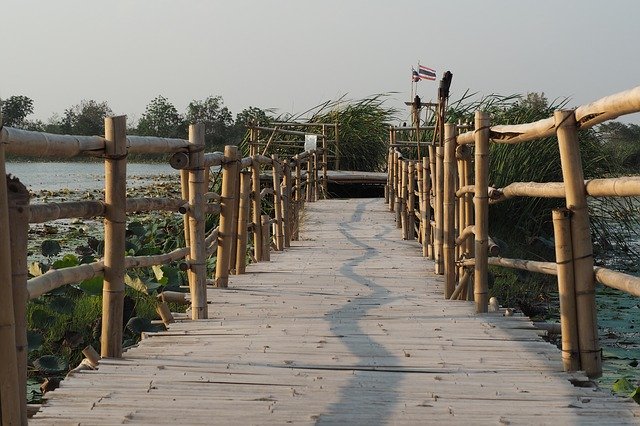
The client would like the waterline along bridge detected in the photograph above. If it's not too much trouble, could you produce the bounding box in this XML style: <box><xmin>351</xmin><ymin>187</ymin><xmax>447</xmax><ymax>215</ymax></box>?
<box><xmin>1</xmin><ymin>85</ymin><xmax>640</xmax><ymax>424</ymax></box>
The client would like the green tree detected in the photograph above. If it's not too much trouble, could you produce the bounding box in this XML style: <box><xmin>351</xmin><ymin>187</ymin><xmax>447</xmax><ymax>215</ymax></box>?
<box><xmin>597</xmin><ymin>121</ymin><xmax>640</xmax><ymax>169</ymax></box>
<box><xmin>233</xmin><ymin>106</ymin><xmax>274</xmax><ymax>145</ymax></box>
<box><xmin>137</xmin><ymin>96</ymin><xmax>185</xmax><ymax>138</ymax></box>
<box><xmin>185</xmin><ymin>96</ymin><xmax>233</xmax><ymax>150</ymax></box>
<box><xmin>54</xmin><ymin>100</ymin><xmax>113</xmax><ymax>135</ymax></box>
<box><xmin>1</xmin><ymin>95</ymin><xmax>34</xmax><ymax>127</ymax></box>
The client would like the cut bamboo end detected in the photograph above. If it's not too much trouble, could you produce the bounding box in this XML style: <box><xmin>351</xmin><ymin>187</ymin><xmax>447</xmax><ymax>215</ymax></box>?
<box><xmin>156</xmin><ymin>302</ymin><xmax>175</xmax><ymax>326</ymax></box>
<box><xmin>82</xmin><ymin>346</ymin><xmax>101</xmax><ymax>368</ymax></box>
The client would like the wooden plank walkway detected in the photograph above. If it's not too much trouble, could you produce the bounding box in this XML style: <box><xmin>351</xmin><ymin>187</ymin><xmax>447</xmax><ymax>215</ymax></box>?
<box><xmin>32</xmin><ymin>199</ymin><xmax>639</xmax><ymax>425</ymax></box>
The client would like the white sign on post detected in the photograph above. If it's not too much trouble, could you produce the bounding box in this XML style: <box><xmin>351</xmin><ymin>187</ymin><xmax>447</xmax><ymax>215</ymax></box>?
<box><xmin>304</xmin><ymin>134</ymin><xmax>317</xmax><ymax>152</ymax></box>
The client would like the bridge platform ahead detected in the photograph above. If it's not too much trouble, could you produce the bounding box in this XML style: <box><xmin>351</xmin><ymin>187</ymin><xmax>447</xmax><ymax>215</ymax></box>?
<box><xmin>32</xmin><ymin>199</ymin><xmax>639</xmax><ymax>424</ymax></box>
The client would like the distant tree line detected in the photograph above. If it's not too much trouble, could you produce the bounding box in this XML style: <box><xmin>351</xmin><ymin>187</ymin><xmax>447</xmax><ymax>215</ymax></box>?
<box><xmin>0</xmin><ymin>94</ymin><xmax>274</xmax><ymax>154</ymax></box>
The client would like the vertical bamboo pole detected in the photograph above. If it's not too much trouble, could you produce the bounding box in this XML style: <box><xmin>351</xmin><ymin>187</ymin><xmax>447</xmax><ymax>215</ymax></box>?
<box><xmin>434</xmin><ymin>145</ymin><xmax>444</xmax><ymax>274</ymax></box>
<box><xmin>321</xmin><ymin>128</ymin><xmax>328</xmax><ymax>196</ymax></box>
<box><xmin>215</xmin><ymin>145</ymin><xmax>240</xmax><ymax>288</ymax></box>
<box><xmin>251</xmin><ymin>158</ymin><xmax>263</xmax><ymax>261</ymax></box>
<box><xmin>400</xmin><ymin>160</ymin><xmax>409</xmax><ymax>239</ymax></box>
<box><xmin>0</xmin><ymin>145</ymin><xmax>22</xmax><ymax>426</ymax></box>
<box><xmin>282</xmin><ymin>160</ymin><xmax>292</xmax><ymax>248</ymax></box>
<box><xmin>394</xmin><ymin>152</ymin><xmax>402</xmax><ymax>228</ymax></box>
<box><xmin>9</xmin><ymin>177</ymin><xmax>29</xmax><ymax>426</ymax></box>
<box><xmin>101</xmin><ymin>115</ymin><xmax>127</xmax><ymax>357</ymax></box>
<box><xmin>388</xmin><ymin>149</ymin><xmax>395</xmax><ymax>212</ymax></box>
<box><xmin>423</xmin><ymin>157</ymin><xmax>432</xmax><ymax>258</ymax></box>
<box><xmin>555</xmin><ymin>109</ymin><xmax>601</xmax><ymax>378</ymax></box>
<box><xmin>443</xmin><ymin>123</ymin><xmax>457</xmax><ymax>298</ymax></box>
<box><xmin>407</xmin><ymin>161</ymin><xmax>416</xmax><ymax>240</ymax></box>
<box><xmin>416</xmin><ymin>157</ymin><xmax>424</xmax><ymax>245</ymax></box>
<box><xmin>292</xmin><ymin>158</ymin><xmax>301</xmax><ymax>241</ymax></box>
<box><xmin>313</xmin><ymin>150</ymin><xmax>319</xmax><ymax>201</ymax></box>
<box><xmin>552</xmin><ymin>208</ymin><xmax>581</xmax><ymax>372</ymax></box>
<box><xmin>306</xmin><ymin>154</ymin><xmax>313</xmax><ymax>202</ymax></box>
<box><xmin>249</xmin><ymin>128</ymin><xmax>257</xmax><ymax>157</ymax></box>
<box><xmin>180</xmin><ymin>170</ymin><xmax>191</xmax><ymax>248</ymax></box>
<box><xmin>334</xmin><ymin>123</ymin><xmax>340</xmax><ymax>170</ymax></box>
<box><xmin>473</xmin><ymin>111</ymin><xmax>489</xmax><ymax>313</ymax></box>
<box><xmin>272</xmin><ymin>155</ymin><xmax>285</xmax><ymax>251</ymax></box>
<box><xmin>235</xmin><ymin>171</ymin><xmax>252</xmax><ymax>274</ymax></box>
<box><xmin>186</xmin><ymin>124</ymin><xmax>207</xmax><ymax>319</ymax></box>
<box><xmin>261</xmin><ymin>214</ymin><xmax>271</xmax><ymax>261</ymax></box>
<box><xmin>385</xmin><ymin>142</ymin><xmax>391</xmax><ymax>203</ymax></box>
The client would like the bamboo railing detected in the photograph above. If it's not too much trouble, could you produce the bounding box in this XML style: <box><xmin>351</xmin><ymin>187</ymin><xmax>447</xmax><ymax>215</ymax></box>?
<box><xmin>0</xmin><ymin>117</ymin><xmax>321</xmax><ymax>424</ymax></box>
<box><xmin>386</xmin><ymin>84</ymin><xmax>640</xmax><ymax>380</ymax></box>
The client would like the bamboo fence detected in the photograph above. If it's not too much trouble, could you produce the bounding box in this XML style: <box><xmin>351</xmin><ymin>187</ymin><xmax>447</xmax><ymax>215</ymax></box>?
<box><xmin>0</xmin><ymin>116</ymin><xmax>320</xmax><ymax>422</ymax></box>
<box><xmin>385</xmin><ymin>84</ymin><xmax>640</xmax><ymax>379</ymax></box>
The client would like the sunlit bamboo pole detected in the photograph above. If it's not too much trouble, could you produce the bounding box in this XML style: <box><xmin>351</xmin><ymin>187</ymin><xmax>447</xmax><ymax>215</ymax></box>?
<box><xmin>272</xmin><ymin>155</ymin><xmax>285</xmax><ymax>251</ymax></box>
<box><xmin>282</xmin><ymin>160</ymin><xmax>292</xmax><ymax>248</ymax></box>
<box><xmin>400</xmin><ymin>160</ymin><xmax>409</xmax><ymax>239</ymax></box>
<box><xmin>187</xmin><ymin>124</ymin><xmax>207</xmax><ymax>319</ymax></box>
<box><xmin>251</xmin><ymin>158</ymin><xmax>263</xmax><ymax>261</ymax></box>
<box><xmin>8</xmin><ymin>176</ymin><xmax>29</xmax><ymax>426</ymax></box>
<box><xmin>443</xmin><ymin>123</ymin><xmax>457</xmax><ymax>298</ymax></box>
<box><xmin>235</xmin><ymin>171</ymin><xmax>252</xmax><ymax>274</ymax></box>
<box><xmin>180</xmin><ymin>169</ymin><xmax>191</xmax><ymax>250</ymax></box>
<box><xmin>555</xmin><ymin>109</ymin><xmax>601</xmax><ymax>378</ymax></box>
<box><xmin>407</xmin><ymin>161</ymin><xmax>416</xmax><ymax>241</ymax></box>
<box><xmin>394</xmin><ymin>151</ymin><xmax>402</xmax><ymax>228</ymax></box>
<box><xmin>423</xmin><ymin>157</ymin><xmax>432</xmax><ymax>258</ymax></box>
<box><xmin>434</xmin><ymin>145</ymin><xmax>444</xmax><ymax>274</ymax></box>
<box><xmin>261</xmin><ymin>214</ymin><xmax>271</xmax><ymax>261</ymax></box>
<box><xmin>416</xmin><ymin>157</ymin><xmax>425</xmax><ymax>246</ymax></box>
<box><xmin>474</xmin><ymin>111</ymin><xmax>490</xmax><ymax>313</ymax></box>
<box><xmin>101</xmin><ymin>115</ymin><xmax>127</xmax><ymax>357</ymax></box>
<box><xmin>215</xmin><ymin>145</ymin><xmax>239</xmax><ymax>288</ymax></box>
<box><xmin>552</xmin><ymin>208</ymin><xmax>580</xmax><ymax>372</ymax></box>
<box><xmin>0</xmin><ymin>144</ymin><xmax>23</xmax><ymax>426</ymax></box>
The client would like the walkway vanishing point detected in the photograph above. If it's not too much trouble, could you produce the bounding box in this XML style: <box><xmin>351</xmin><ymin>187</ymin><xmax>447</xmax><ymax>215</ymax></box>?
<box><xmin>32</xmin><ymin>199</ymin><xmax>639</xmax><ymax>425</ymax></box>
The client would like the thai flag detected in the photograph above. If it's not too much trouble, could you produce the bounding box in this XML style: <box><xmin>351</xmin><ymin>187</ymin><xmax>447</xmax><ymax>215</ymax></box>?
<box><xmin>418</xmin><ymin>65</ymin><xmax>436</xmax><ymax>81</ymax></box>
<box><xmin>411</xmin><ymin>68</ymin><xmax>420</xmax><ymax>82</ymax></box>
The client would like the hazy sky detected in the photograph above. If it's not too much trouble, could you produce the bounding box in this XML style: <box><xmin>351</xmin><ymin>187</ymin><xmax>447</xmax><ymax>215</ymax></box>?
<box><xmin>2</xmin><ymin>0</ymin><xmax>639</xmax><ymax>125</ymax></box>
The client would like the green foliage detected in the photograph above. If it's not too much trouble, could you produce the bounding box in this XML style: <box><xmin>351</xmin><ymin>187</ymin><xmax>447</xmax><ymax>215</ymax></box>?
<box><xmin>186</xmin><ymin>96</ymin><xmax>233</xmax><ymax>151</ymax></box>
<box><xmin>0</xmin><ymin>95</ymin><xmax>34</xmax><ymax>127</ymax></box>
<box><xmin>57</xmin><ymin>100</ymin><xmax>113</xmax><ymax>135</ymax></box>
<box><xmin>612</xmin><ymin>378</ymin><xmax>640</xmax><ymax>404</ymax></box>
<box><xmin>136</xmin><ymin>95</ymin><xmax>186</xmax><ymax>138</ymax></box>
<box><xmin>488</xmin><ymin>266</ymin><xmax>554</xmax><ymax>319</ymax></box>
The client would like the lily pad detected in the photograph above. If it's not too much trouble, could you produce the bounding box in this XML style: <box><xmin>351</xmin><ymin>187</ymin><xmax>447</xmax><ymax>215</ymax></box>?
<box><xmin>52</xmin><ymin>254</ymin><xmax>79</xmax><ymax>269</ymax></box>
<box><xmin>612</xmin><ymin>378</ymin><xmax>640</xmax><ymax>404</ymax></box>
<box><xmin>126</xmin><ymin>317</ymin><xmax>165</xmax><ymax>334</ymax></box>
<box><xmin>29</xmin><ymin>308</ymin><xmax>56</xmax><ymax>328</ymax></box>
<box><xmin>77</xmin><ymin>276</ymin><xmax>103</xmax><ymax>295</ymax></box>
<box><xmin>33</xmin><ymin>355</ymin><xmax>68</xmax><ymax>374</ymax></box>
<box><xmin>27</xmin><ymin>331</ymin><xmax>43</xmax><ymax>351</ymax></box>
<box><xmin>41</xmin><ymin>240</ymin><xmax>61</xmax><ymax>257</ymax></box>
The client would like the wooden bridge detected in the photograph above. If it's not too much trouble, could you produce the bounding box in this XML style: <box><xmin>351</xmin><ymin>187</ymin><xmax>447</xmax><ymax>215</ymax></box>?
<box><xmin>29</xmin><ymin>199</ymin><xmax>640</xmax><ymax>424</ymax></box>
<box><xmin>2</xmin><ymin>86</ymin><xmax>640</xmax><ymax>425</ymax></box>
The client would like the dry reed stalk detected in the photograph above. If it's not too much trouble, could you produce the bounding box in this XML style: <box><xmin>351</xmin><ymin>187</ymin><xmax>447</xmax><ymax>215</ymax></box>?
<box><xmin>101</xmin><ymin>116</ymin><xmax>127</xmax><ymax>358</ymax></box>
<box><xmin>473</xmin><ymin>111</ymin><xmax>490</xmax><ymax>313</ymax></box>
<box><xmin>215</xmin><ymin>145</ymin><xmax>240</xmax><ymax>288</ymax></box>
<box><xmin>552</xmin><ymin>208</ymin><xmax>581</xmax><ymax>372</ymax></box>
<box><xmin>555</xmin><ymin>110</ymin><xmax>601</xmax><ymax>378</ymax></box>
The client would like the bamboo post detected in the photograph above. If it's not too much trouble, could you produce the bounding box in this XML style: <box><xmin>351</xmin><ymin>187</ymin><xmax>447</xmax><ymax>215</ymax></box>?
<box><xmin>251</xmin><ymin>158</ymin><xmax>263</xmax><ymax>261</ymax></box>
<box><xmin>434</xmin><ymin>145</ymin><xmax>444</xmax><ymax>274</ymax></box>
<box><xmin>394</xmin><ymin>152</ymin><xmax>402</xmax><ymax>228</ymax></box>
<box><xmin>8</xmin><ymin>176</ymin><xmax>29</xmax><ymax>426</ymax></box>
<box><xmin>555</xmin><ymin>110</ymin><xmax>601</xmax><ymax>378</ymax></box>
<box><xmin>422</xmin><ymin>157</ymin><xmax>432</xmax><ymax>258</ymax></box>
<box><xmin>180</xmin><ymin>170</ymin><xmax>191</xmax><ymax>249</ymax></box>
<box><xmin>313</xmin><ymin>151</ymin><xmax>319</xmax><ymax>201</ymax></box>
<box><xmin>443</xmin><ymin>123</ymin><xmax>457</xmax><ymax>298</ymax></box>
<box><xmin>186</xmin><ymin>124</ymin><xmax>207</xmax><ymax>319</ymax></box>
<box><xmin>272</xmin><ymin>155</ymin><xmax>285</xmax><ymax>251</ymax></box>
<box><xmin>388</xmin><ymin>149</ymin><xmax>396</xmax><ymax>212</ymax></box>
<box><xmin>552</xmin><ymin>208</ymin><xmax>581</xmax><ymax>372</ymax></box>
<box><xmin>386</xmin><ymin>148</ymin><xmax>393</xmax><ymax>208</ymax></box>
<box><xmin>249</xmin><ymin>128</ymin><xmax>257</xmax><ymax>157</ymax></box>
<box><xmin>407</xmin><ymin>161</ymin><xmax>416</xmax><ymax>240</ymax></box>
<box><xmin>400</xmin><ymin>160</ymin><xmax>409</xmax><ymax>239</ymax></box>
<box><xmin>416</xmin><ymin>157</ymin><xmax>424</xmax><ymax>244</ymax></box>
<box><xmin>474</xmin><ymin>111</ymin><xmax>490</xmax><ymax>313</ymax></box>
<box><xmin>235</xmin><ymin>171</ymin><xmax>252</xmax><ymax>274</ymax></box>
<box><xmin>0</xmin><ymin>144</ymin><xmax>23</xmax><ymax>426</ymax></box>
<box><xmin>334</xmin><ymin>123</ymin><xmax>340</xmax><ymax>170</ymax></box>
<box><xmin>292</xmin><ymin>158</ymin><xmax>301</xmax><ymax>241</ymax></box>
<box><xmin>306</xmin><ymin>154</ymin><xmax>313</xmax><ymax>202</ymax></box>
<box><xmin>215</xmin><ymin>145</ymin><xmax>240</xmax><ymax>288</ymax></box>
<box><xmin>101</xmin><ymin>116</ymin><xmax>127</xmax><ymax>357</ymax></box>
<box><xmin>282</xmin><ymin>160</ymin><xmax>292</xmax><ymax>248</ymax></box>
<box><xmin>321</xmin><ymin>129</ymin><xmax>328</xmax><ymax>196</ymax></box>
<box><xmin>261</xmin><ymin>214</ymin><xmax>271</xmax><ymax>261</ymax></box>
